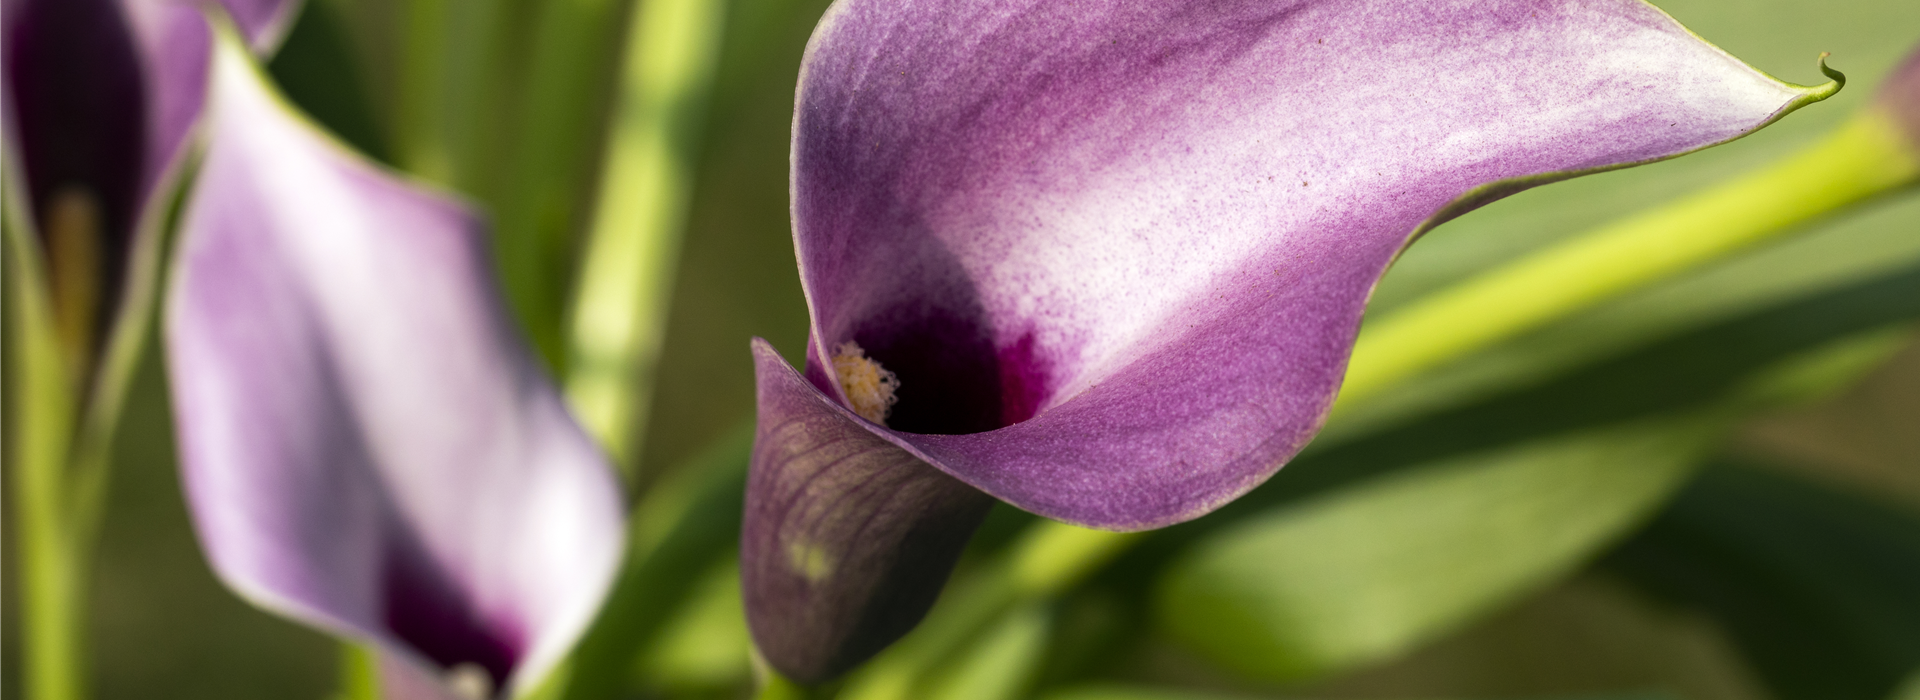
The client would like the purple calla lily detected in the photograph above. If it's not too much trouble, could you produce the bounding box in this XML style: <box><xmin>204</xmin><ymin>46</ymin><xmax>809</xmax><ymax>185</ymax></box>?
<box><xmin>1</xmin><ymin>0</ymin><xmax>296</xmax><ymax>379</ymax></box>
<box><xmin>744</xmin><ymin>0</ymin><xmax>1841</xmax><ymax>681</ymax></box>
<box><xmin>165</xmin><ymin>29</ymin><xmax>626</xmax><ymax>700</ymax></box>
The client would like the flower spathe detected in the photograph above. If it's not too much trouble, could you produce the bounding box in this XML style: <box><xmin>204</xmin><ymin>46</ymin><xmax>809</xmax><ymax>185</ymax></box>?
<box><xmin>2</xmin><ymin>0</ymin><xmax>296</xmax><ymax>384</ymax></box>
<box><xmin>166</xmin><ymin>29</ymin><xmax>626</xmax><ymax>699</ymax></box>
<box><xmin>745</xmin><ymin>0</ymin><xmax>1841</xmax><ymax>681</ymax></box>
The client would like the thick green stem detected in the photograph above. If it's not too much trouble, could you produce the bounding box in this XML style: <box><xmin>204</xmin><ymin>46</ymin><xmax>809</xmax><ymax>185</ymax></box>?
<box><xmin>855</xmin><ymin>108</ymin><xmax>1920</xmax><ymax>694</ymax></box>
<box><xmin>8</xmin><ymin>220</ymin><xmax>85</xmax><ymax>700</ymax></box>
<box><xmin>1339</xmin><ymin>109</ymin><xmax>1920</xmax><ymax>408</ymax></box>
<box><xmin>334</xmin><ymin>643</ymin><xmax>382</xmax><ymax>700</ymax></box>
<box><xmin>564</xmin><ymin>0</ymin><xmax>728</xmax><ymax>470</ymax></box>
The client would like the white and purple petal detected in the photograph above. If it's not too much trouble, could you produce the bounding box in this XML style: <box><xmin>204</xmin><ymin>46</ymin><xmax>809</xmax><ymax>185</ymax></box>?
<box><xmin>166</xmin><ymin>33</ymin><xmax>625</xmax><ymax>698</ymax></box>
<box><xmin>748</xmin><ymin>0</ymin><xmax>1838</xmax><ymax>681</ymax></box>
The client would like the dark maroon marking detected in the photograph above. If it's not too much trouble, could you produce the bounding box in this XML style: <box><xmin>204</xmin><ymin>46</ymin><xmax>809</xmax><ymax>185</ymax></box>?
<box><xmin>4</xmin><ymin>0</ymin><xmax>147</xmax><ymax>350</ymax></box>
<box><xmin>381</xmin><ymin>541</ymin><xmax>521</xmax><ymax>694</ymax></box>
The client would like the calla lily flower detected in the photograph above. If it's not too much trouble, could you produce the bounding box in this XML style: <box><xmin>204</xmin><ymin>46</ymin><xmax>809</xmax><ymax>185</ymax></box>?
<box><xmin>744</xmin><ymin>0</ymin><xmax>1842</xmax><ymax>681</ymax></box>
<box><xmin>2</xmin><ymin>0</ymin><xmax>294</xmax><ymax>385</ymax></box>
<box><xmin>1880</xmin><ymin>44</ymin><xmax>1920</xmax><ymax>148</ymax></box>
<box><xmin>165</xmin><ymin>28</ymin><xmax>626</xmax><ymax>700</ymax></box>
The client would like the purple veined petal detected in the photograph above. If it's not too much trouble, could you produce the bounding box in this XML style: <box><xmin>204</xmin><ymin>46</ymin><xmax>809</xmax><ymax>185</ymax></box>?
<box><xmin>743</xmin><ymin>339</ymin><xmax>995</xmax><ymax>678</ymax></box>
<box><xmin>166</xmin><ymin>28</ymin><xmax>625</xmax><ymax>698</ymax></box>
<box><xmin>747</xmin><ymin>0</ymin><xmax>1839</xmax><ymax>681</ymax></box>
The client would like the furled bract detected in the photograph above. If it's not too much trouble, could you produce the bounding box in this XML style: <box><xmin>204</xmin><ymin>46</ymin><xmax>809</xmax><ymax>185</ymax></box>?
<box><xmin>167</xmin><ymin>31</ymin><xmax>626</xmax><ymax>699</ymax></box>
<box><xmin>746</xmin><ymin>0</ymin><xmax>1840</xmax><ymax>682</ymax></box>
<box><xmin>1</xmin><ymin>0</ymin><xmax>298</xmax><ymax>381</ymax></box>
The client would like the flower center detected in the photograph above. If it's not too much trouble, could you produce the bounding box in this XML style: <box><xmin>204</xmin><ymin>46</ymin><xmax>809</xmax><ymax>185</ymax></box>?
<box><xmin>445</xmin><ymin>663</ymin><xmax>494</xmax><ymax>699</ymax></box>
<box><xmin>831</xmin><ymin>341</ymin><xmax>899</xmax><ymax>425</ymax></box>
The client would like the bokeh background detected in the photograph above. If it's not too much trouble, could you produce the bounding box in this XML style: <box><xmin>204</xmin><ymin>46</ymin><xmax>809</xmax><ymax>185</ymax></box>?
<box><xmin>5</xmin><ymin>0</ymin><xmax>1920</xmax><ymax>697</ymax></box>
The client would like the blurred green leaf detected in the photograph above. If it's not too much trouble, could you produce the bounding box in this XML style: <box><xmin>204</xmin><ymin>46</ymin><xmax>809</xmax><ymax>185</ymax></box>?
<box><xmin>1042</xmin><ymin>686</ymin><xmax>1270</xmax><ymax>700</ymax></box>
<box><xmin>1155</xmin><ymin>416</ymin><xmax>1720</xmax><ymax>682</ymax></box>
<box><xmin>633</xmin><ymin>558</ymin><xmax>752</xmax><ymax>692</ymax></box>
<box><xmin>920</xmin><ymin>602</ymin><xmax>1053</xmax><ymax>700</ymax></box>
<box><xmin>268</xmin><ymin>0</ymin><xmax>389</xmax><ymax>162</ymax></box>
<box><xmin>1605</xmin><ymin>463</ymin><xmax>1920</xmax><ymax>700</ymax></box>
<box><xmin>556</xmin><ymin>427</ymin><xmax>750</xmax><ymax>700</ymax></box>
<box><xmin>301</xmin><ymin>0</ymin><xmax>631</xmax><ymax>370</ymax></box>
<box><xmin>1040</xmin><ymin>686</ymin><xmax>1678</xmax><ymax>700</ymax></box>
<box><xmin>1151</xmin><ymin>313</ymin><xmax>1911</xmax><ymax>683</ymax></box>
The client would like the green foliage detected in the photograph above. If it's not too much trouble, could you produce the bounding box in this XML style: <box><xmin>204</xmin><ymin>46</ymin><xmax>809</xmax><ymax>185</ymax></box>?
<box><xmin>1040</xmin><ymin>686</ymin><xmax>1678</xmax><ymax>700</ymax></box>
<box><xmin>1156</xmin><ymin>417</ymin><xmax>1721</xmax><ymax>682</ymax></box>
<box><xmin>1607</xmin><ymin>463</ymin><xmax>1920</xmax><ymax>700</ymax></box>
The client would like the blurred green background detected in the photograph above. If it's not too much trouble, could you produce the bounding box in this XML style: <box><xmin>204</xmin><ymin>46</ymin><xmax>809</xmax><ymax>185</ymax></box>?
<box><xmin>5</xmin><ymin>0</ymin><xmax>1919</xmax><ymax>697</ymax></box>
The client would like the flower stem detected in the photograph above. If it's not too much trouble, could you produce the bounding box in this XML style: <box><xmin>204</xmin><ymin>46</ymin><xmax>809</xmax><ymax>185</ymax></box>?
<box><xmin>864</xmin><ymin>107</ymin><xmax>1920</xmax><ymax>693</ymax></box>
<box><xmin>333</xmin><ymin>643</ymin><xmax>381</xmax><ymax>700</ymax></box>
<box><xmin>1338</xmin><ymin>109</ymin><xmax>1920</xmax><ymax>408</ymax></box>
<box><xmin>9</xmin><ymin>215</ymin><xmax>86</xmax><ymax>700</ymax></box>
<box><xmin>564</xmin><ymin>0</ymin><xmax>729</xmax><ymax>472</ymax></box>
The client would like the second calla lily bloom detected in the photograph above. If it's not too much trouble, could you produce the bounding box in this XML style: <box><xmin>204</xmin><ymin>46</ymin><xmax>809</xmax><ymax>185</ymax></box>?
<box><xmin>166</xmin><ymin>29</ymin><xmax>626</xmax><ymax>700</ymax></box>
<box><xmin>744</xmin><ymin>0</ymin><xmax>1842</xmax><ymax>681</ymax></box>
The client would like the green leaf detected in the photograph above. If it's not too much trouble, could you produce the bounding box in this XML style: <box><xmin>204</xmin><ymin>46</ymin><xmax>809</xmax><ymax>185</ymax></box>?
<box><xmin>921</xmin><ymin>602</ymin><xmax>1053</xmax><ymax>700</ymax></box>
<box><xmin>554</xmin><ymin>427</ymin><xmax>750</xmax><ymax>700</ymax></box>
<box><xmin>1152</xmin><ymin>323</ymin><xmax>1911</xmax><ymax>683</ymax></box>
<box><xmin>268</xmin><ymin>0</ymin><xmax>389</xmax><ymax>162</ymax></box>
<box><xmin>1155</xmin><ymin>417</ymin><xmax>1719</xmax><ymax>682</ymax></box>
<box><xmin>305</xmin><ymin>0</ymin><xmax>632</xmax><ymax>371</ymax></box>
<box><xmin>1040</xmin><ymin>686</ymin><xmax>1678</xmax><ymax>700</ymax></box>
<box><xmin>1606</xmin><ymin>463</ymin><xmax>1920</xmax><ymax>700</ymax></box>
<box><xmin>633</xmin><ymin>558</ymin><xmax>752</xmax><ymax>691</ymax></box>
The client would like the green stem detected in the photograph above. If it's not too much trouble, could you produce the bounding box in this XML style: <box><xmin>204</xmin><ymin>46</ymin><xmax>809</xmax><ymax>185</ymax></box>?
<box><xmin>855</xmin><ymin>107</ymin><xmax>1920</xmax><ymax>694</ymax></box>
<box><xmin>1338</xmin><ymin>109</ymin><xmax>1920</xmax><ymax>408</ymax></box>
<box><xmin>564</xmin><ymin>0</ymin><xmax>728</xmax><ymax>470</ymax></box>
<box><xmin>334</xmin><ymin>643</ymin><xmax>382</xmax><ymax>700</ymax></box>
<box><xmin>8</xmin><ymin>217</ymin><xmax>85</xmax><ymax>700</ymax></box>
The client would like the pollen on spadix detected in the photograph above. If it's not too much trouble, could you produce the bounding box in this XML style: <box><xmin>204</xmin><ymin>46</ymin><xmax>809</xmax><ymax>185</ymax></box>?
<box><xmin>831</xmin><ymin>341</ymin><xmax>899</xmax><ymax>425</ymax></box>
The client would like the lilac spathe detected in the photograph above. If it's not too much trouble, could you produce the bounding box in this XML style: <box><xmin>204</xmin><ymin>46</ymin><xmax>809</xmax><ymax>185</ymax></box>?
<box><xmin>1</xmin><ymin>0</ymin><xmax>296</xmax><ymax>375</ymax></box>
<box><xmin>167</xmin><ymin>34</ymin><xmax>625</xmax><ymax>699</ymax></box>
<box><xmin>746</xmin><ymin>0</ymin><xmax>1838</xmax><ymax>681</ymax></box>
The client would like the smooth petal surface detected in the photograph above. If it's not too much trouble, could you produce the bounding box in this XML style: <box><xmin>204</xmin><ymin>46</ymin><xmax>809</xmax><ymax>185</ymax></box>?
<box><xmin>748</xmin><ymin>0</ymin><xmax>1836</xmax><ymax>680</ymax></box>
<box><xmin>167</xmin><ymin>35</ymin><xmax>625</xmax><ymax>696</ymax></box>
<box><xmin>780</xmin><ymin>0</ymin><xmax>1831</xmax><ymax>529</ymax></box>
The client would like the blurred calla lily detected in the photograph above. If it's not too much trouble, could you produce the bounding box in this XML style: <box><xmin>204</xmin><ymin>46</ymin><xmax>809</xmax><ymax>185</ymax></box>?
<box><xmin>744</xmin><ymin>0</ymin><xmax>1843</xmax><ymax>681</ymax></box>
<box><xmin>1878</xmin><ymin>44</ymin><xmax>1920</xmax><ymax>148</ymax></box>
<box><xmin>2</xmin><ymin>0</ymin><xmax>295</xmax><ymax>385</ymax></box>
<box><xmin>165</xmin><ymin>29</ymin><xmax>626</xmax><ymax>700</ymax></box>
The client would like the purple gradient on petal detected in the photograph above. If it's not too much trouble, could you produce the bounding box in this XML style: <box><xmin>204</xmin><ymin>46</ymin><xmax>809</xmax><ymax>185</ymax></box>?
<box><xmin>746</xmin><ymin>0</ymin><xmax>1831</xmax><ymax>680</ymax></box>
<box><xmin>169</xmin><ymin>39</ymin><xmax>624</xmax><ymax>696</ymax></box>
<box><xmin>783</xmin><ymin>0</ymin><xmax>1816</xmax><ymax>529</ymax></box>
<box><xmin>124</xmin><ymin>1</ymin><xmax>214</xmax><ymax>205</ymax></box>
<box><xmin>217</xmin><ymin>0</ymin><xmax>299</xmax><ymax>50</ymax></box>
<box><xmin>383</xmin><ymin>541</ymin><xmax>524</xmax><ymax>691</ymax></box>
